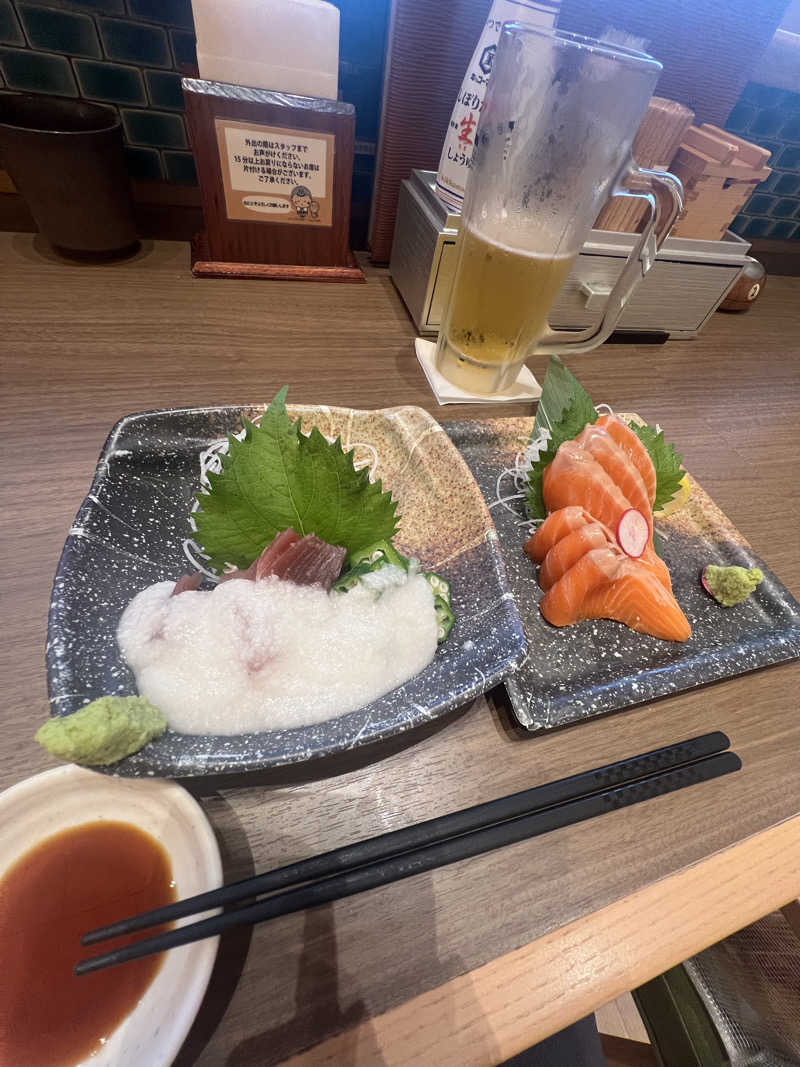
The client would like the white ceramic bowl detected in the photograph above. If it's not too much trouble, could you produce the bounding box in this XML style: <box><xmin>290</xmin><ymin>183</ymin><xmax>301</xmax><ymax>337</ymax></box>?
<box><xmin>0</xmin><ymin>765</ymin><xmax>222</xmax><ymax>1067</ymax></box>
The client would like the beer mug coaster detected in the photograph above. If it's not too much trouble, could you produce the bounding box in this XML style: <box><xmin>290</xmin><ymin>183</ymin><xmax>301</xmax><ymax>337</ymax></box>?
<box><xmin>414</xmin><ymin>339</ymin><xmax>541</xmax><ymax>405</ymax></box>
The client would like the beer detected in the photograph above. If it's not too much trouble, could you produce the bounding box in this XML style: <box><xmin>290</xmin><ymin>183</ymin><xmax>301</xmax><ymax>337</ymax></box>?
<box><xmin>436</xmin><ymin>226</ymin><xmax>575</xmax><ymax>394</ymax></box>
<box><xmin>431</xmin><ymin>23</ymin><xmax>673</xmax><ymax>396</ymax></box>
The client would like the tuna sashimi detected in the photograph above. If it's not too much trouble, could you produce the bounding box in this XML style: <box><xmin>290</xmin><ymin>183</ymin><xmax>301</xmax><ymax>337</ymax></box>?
<box><xmin>575</xmin><ymin>424</ymin><xmax>652</xmax><ymax>534</ymax></box>
<box><xmin>254</xmin><ymin>527</ymin><xmax>301</xmax><ymax>581</ymax></box>
<box><xmin>269</xmin><ymin>534</ymin><xmax>347</xmax><ymax>590</ymax></box>
<box><xmin>216</xmin><ymin>528</ymin><xmax>300</xmax><ymax>583</ymax></box>
<box><xmin>580</xmin><ymin>560</ymin><xmax>691</xmax><ymax>642</ymax></box>
<box><xmin>218</xmin><ymin>561</ymin><xmax>257</xmax><ymax>583</ymax></box>
<box><xmin>209</xmin><ymin>528</ymin><xmax>345</xmax><ymax>590</ymax></box>
<box><xmin>538</xmin><ymin>523</ymin><xmax>611</xmax><ymax>591</ymax></box>
<box><xmin>539</xmin><ymin>548</ymin><xmax>623</xmax><ymax>628</ymax></box>
<box><xmin>524</xmin><ymin>506</ymin><xmax>593</xmax><ymax>563</ymax></box>
<box><xmin>171</xmin><ymin>571</ymin><xmax>204</xmax><ymax>596</ymax></box>
<box><xmin>595</xmin><ymin>414</ymin><xmax>657</xmax><ymax>507</ymax></box>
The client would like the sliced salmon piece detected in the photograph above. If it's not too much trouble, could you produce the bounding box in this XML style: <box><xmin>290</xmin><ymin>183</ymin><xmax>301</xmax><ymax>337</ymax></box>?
<box><xmin>595</xmin><ymin>414</ymin><xmax>656</xmax><ymax>507</ymax></box>
<box><xmin>540</xmin><ymin>551</ymin><xmax>690</xmax><ymax>641</ymax></box>
<box><xmin>575</xmin><ymin>423</ymin><xmax>652</xmax><ymax>535</ymax></box>
<box><xmin>539</xmin><ymin>548</ymin><xmax>622</xmax><ymax>628</ymax></box>
<box><xmin>639</xmin><ymin>543</ymin><xmax>672</xmax><ymax>591</ymax></box>
<box><xmin>528</xmin><ymin>412</ymin><xmax>687</xmax><ymax>641</ymax></box>
<box><xmin>539</xmin><ymin>523</ymin><xmax>612</xmax><ymax>591</ymax></box>
<box><xmin>542</xmin><ymin>441</ymin><xmax>671</xmax><ymax>590</ymax></box>
<box><xmin>531</xmin><ymin>510</ymin><xmax>670</xmax><ymax>592</ymax></box>
<box><xmin>543</xmin><ymin>441</ymin><xmax>633</xmax><ymax>530</ymax></box>
<box><xmin>580</xmin><ymin>559</ymin><xmax>691</xmax><ymax>642</ymax></box>
<box><xmin>524</xmin><ymin>506</ymin><xmax>591</xmax><ymax>563</ymax></box>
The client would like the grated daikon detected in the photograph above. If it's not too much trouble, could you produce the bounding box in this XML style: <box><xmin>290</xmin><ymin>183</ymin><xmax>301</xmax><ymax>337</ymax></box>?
<box><xmin>116</xmin><ymin>574</ymin><xmax>438</xmax><ymax>735</ymax></box>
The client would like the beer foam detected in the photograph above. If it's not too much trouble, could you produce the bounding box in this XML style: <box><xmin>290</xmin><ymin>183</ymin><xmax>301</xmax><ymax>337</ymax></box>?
<box><xmin>463</xmin><ymin>223</ymin><xmax>577</xmax><ymax>263</ymax></box>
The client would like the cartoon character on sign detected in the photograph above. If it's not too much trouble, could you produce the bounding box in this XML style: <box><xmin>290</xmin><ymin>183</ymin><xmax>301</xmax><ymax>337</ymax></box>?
<box><xmin>290</xmin><ymin>185</ymin><xmax>320</xmax><ymax>220</ymax></box>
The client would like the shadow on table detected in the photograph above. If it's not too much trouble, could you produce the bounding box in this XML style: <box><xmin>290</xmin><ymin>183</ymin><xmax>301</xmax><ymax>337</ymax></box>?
<box><xmin>228</xmin><ymin>904</ymin><xmax>381</xmax><ymax>1066</ymax></box>
<box><xmin>178</xmin><ymin>700</ymin><xmax>479</xmax><ymax>798</ymax></box>
<box><xmin>487</xmin><ymin>683</ymin><xmax>531</xmax><ymax>742</ymax></box>
<box><xmin>172</xmin><ymin>794</ymin><xmax>255</xmax><ymax>1066</ymax></box>
<box><xmin>11</xmin><ymin>231</ymin><xmax>157</xmax><ymax>267</ymax></box>
<box><xmin>171</xmin><ymin>691</ymin><xmax>531</xmax><ymax>1064</ymax></box>
<box><xmin>177</xmin><ymin>684</ymin><xmax>535</xmax><ymax>803</ymax></box>
<box><xmin>223</xmin><ymin>871</ymin><xmax>502</xmax><ymax>1067</ymax></box>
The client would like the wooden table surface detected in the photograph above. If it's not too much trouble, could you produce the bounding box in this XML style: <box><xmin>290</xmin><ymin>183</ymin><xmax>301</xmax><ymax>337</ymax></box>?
<box><xmin>1</xmin><ymin>233</ymin><xmax>799</xmax><ymax>1066</ymax></box>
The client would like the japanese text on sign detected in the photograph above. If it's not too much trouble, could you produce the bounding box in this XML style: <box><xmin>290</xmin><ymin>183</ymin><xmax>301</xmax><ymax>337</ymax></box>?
<box><xmin>215</xmin><ymin>119</ymin><xmax>334</xmax><ymax>227</ymax></box>
<box><xmin>223</xmin><ymin>126</ymin><xmax>327</xmax><ymax>197</ymax></box>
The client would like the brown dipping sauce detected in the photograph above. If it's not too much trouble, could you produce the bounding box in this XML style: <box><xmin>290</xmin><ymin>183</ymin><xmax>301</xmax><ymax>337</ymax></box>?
<box><xmin>0</xmin><ymin>820</ymin><xmax>176</xmax><ymax>1067</ymax></box>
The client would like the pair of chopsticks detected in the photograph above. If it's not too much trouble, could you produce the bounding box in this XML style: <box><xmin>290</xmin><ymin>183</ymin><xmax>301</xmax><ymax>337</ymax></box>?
<box><xmin>76</xmin><ymin>731</ymin><xmax>740</xmax><ymax>975</ymax></box>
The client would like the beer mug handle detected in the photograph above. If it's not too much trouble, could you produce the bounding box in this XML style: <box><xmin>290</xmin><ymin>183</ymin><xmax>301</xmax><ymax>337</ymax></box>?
<box><xmin>537</xmin><ymin>163</ymin><xmax>683</xmax><ymax>355</ymax></box>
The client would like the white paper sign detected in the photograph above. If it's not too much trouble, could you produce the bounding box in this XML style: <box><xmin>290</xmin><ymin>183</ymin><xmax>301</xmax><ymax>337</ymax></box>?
<box><xmin>223</xmin><ymin>125</ymin><xmax>327</xmax><ymax>197</ymax></box>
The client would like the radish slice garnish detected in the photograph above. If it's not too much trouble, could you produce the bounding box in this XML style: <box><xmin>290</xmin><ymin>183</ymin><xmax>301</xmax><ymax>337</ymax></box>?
<box><xmin>616</xmin><ymin>508</ymin><xmax>649</xmax><ymax>558</ymax></box>
<box><xmin>700</xmin><ymin>566</ymin><xmax>713</xmax><ymax>597</ymax></box>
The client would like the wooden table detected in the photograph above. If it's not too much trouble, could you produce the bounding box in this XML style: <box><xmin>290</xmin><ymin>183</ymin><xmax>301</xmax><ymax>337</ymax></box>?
<box><xmin>1</xmin><ymin>233</ymin><xmax>799</xmax><ymax>1066</ymax></box>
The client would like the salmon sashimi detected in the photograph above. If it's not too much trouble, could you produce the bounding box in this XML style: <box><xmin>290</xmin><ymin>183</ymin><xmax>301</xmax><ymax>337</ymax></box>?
<box><xmin>575</xmin><ymin>423</ymin><xmax>652</xmax><ymax>535</ymax></box>
<box><xmin>524</xmin><ymin>506</ymin><xmax>592</xmax><ymax>563</ymax></box>
<box><xmin>637</xmin><ymin>546</ymin><xmax>673</xmax><ymax>592</ymax></box>
<box><xmin>539</xmin><ymin>548</ymin><xmax>623</xmax><ymax>628</ymax></box>
<box><xmin>538</xmin><ymin>523</ymin><xmax>612</xmax><ymax>591</ymax></box>
<box><xmin>543</xmin><ymin>441</ymin><xmax>634</xmax><ymax>531</ymax></box>
<box><xmin>527</xmin><ymin>410</ymin><xmax>689</xmax><ymax>641</ymax></box>
<box><xmin>542</xmin><ymin>439</ymin><xmax>671</xmax><ymax>590</ymax></box>
<box><xmin>540</xmin><ymin>550</ymin><xmax>691</xmax><ymax>641</ymax></box>
<box><xmin>580</xmin><ymin>559</ymin><xmax>691</xmax><ymax>642</ymax></box>
<box><xmin>595</xmin><ymin>414</ymin><xmax>657</xmax><ymax>507</ymax></box>
<box><xmin>534</xmin><ymin>506</ymin><xmax>671</xmax><ymax>592</ymax></box>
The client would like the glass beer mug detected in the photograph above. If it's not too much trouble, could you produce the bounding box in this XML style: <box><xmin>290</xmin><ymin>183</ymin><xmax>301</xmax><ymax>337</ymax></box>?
<box><xmin>434</xmin><ymin>24</ymin><xmax>683</xmax><ymax>395</ymax></box>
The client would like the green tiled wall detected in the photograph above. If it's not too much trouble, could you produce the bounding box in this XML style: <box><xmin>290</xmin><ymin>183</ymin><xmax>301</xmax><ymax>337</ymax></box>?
<box><xmin>726</xmin><ymin>82</ymin><xmax>800</xmax><ymax>241</ymax></box>
<box><xmin>0</xmin><ymin>0</ymin><xmax>389</xmax><ymax>243</ymax></box>
<box><xmin>20</xmin><ymin>5</ymin><xmax>102</xmax><ymax>57</ymax></box>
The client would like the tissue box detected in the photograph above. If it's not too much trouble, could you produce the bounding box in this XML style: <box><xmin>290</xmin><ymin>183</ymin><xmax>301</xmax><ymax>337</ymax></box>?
<box><xmin>390</xmin><ymin>170</ymin><xmax>750</xmax><ymax>339</ymax></box>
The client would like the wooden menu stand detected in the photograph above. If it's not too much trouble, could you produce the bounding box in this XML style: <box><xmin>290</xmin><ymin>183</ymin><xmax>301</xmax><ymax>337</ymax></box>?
<box><xmin>183</xmin><ymin>78</ymin><xmax>364</xmax><ymax>282</ymax></box>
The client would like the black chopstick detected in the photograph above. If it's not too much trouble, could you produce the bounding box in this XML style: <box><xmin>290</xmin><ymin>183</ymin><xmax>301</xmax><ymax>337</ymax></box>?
<box><xmin>82</xmin><ymin>731</ymin><xmax>729</xmax><ymax>947</ymax></box>
<box><xmin>76</xmin><ymin>745</ymin><xmax>740</xmax><ymax>975</ymax></box>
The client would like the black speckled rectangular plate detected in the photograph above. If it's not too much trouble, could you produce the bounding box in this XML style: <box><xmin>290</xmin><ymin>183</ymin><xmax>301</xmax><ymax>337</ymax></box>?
<box><xmin>445</xmin><ymin>417</ymin><xmax>800</xmax><ymax>731</ymax></box>
<box><xmin>46</xmin><ymin>405</ymin><xmax>527</xmax><ymax>776</ymax></box>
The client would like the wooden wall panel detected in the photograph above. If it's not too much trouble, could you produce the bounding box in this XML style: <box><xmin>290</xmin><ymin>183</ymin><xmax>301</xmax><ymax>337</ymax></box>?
<box><xmin>368</xmin><ymin>0</ymin><xmax>487</xmax><ymax>263</ymax></box>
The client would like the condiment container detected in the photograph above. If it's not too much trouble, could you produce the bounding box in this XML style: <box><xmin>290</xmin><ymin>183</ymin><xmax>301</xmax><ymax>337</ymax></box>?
<box><xmin>596</xmin><ymin>97</ymin><xmax>694</xmax><ymax>234</ymax></box>
<box><xmin>670</xmin><ymin>125</ymin><xmax>772</xmax><ymax>241</ymax></box>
